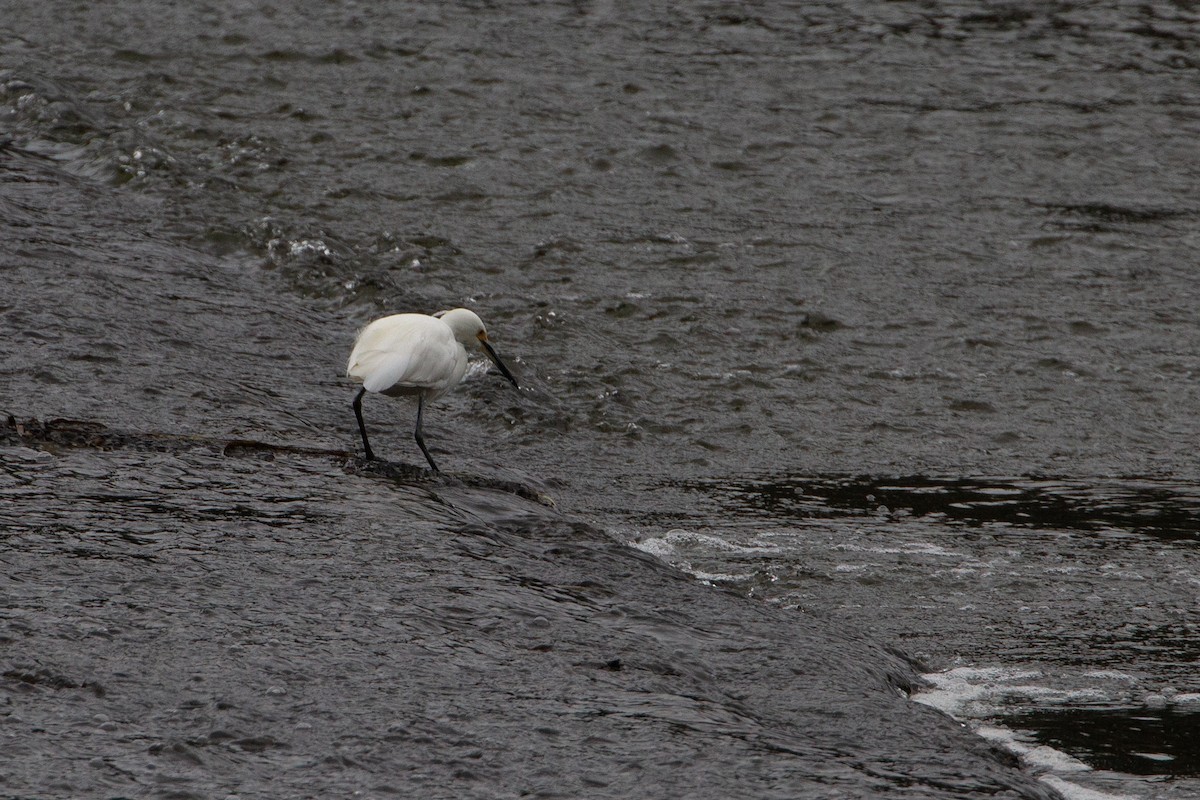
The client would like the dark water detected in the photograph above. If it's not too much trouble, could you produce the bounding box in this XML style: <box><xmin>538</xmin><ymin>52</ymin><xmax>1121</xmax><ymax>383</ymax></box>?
<box><xmin>4</xmin><ymin>1</ymin><xmax>1200</xmax><ymax>797</ymax></box>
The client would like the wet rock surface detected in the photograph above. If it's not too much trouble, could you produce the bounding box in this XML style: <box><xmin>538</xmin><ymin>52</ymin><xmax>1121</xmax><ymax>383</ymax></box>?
<box><xmin>6</xmin><ymin>1</ymin><xmax>1200</xmax><ymax>796</ymax></box>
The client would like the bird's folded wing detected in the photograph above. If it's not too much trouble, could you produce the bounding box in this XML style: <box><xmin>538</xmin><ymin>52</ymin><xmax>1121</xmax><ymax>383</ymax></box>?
<box><xmin>355</xmin><ymin>328</ymin><xmax>456</xmax><ymax>393</ymax></box>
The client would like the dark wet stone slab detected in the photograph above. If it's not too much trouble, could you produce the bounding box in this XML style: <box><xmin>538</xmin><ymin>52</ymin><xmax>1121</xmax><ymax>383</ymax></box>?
<box><xmin>0</xmin><ymin>158</ymin><xmax>1058</xmax><ymax>797</ymax></box>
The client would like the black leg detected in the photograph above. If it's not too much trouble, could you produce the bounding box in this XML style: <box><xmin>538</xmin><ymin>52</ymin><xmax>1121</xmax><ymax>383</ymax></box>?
<box><xmin>413</xmin><ymin>393</ymin><xmax>439</xmax><ymax>472</ymax></box>
<box><xmin>352</xmin><ymin>387</ymin><xmax>376</xmax><ymax>460</ymax></box>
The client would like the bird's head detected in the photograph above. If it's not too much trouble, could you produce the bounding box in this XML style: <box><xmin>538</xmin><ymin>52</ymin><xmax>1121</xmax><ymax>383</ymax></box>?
<box><xmin>439</xmin><ymin>308</ymin><xmax>519</xmax><ymax>389</ymax></box>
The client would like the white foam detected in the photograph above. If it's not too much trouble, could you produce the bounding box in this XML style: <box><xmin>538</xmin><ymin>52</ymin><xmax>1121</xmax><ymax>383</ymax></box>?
<box><xmin>632</xmin><ymin>538</ymin><xmax>675</xmax><ymax>560</ymax></box>
<box><xmin>915</xmin><ymin>666</ymin><xmax>1042</xmax><ymax>716</ymax></box>
<box><xmin>916</xmin><ymin>666</ymin><xmax>1122</xmax><ymax>718</ymax></box>
<box><xmin>633</xmin><ymin>528</ymin><xmax>780</xmax><ymax>558</ymax></box>
<box><xmin>690</xmin><ymin>569</ymin><xmax>753</xmax><ymax>584</ymax></box>
<box><xmin>975</xmin><ymin>725</ymin><xmax>1090</xmax><ymax>773</ymax></box>
<box><xmin>917</xmin><ymin>668</ymin><xmax>1148</xmax><ymax>800</ymax></box>
<box><xmin>1039</xmin><ymin>775</ymin><xmax>1138</xmax><ymax>800</ymax></box>
<box><xmin>464</xmin><ymin>359</ymin><xmax>497</xmax><ymax>381</ymax></box>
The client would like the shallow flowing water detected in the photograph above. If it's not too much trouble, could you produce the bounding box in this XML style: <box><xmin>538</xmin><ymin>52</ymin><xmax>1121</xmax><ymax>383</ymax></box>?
<box><xmin>3</xmin><ymin>2</ymin><xmax>1200</xmax><ymax>797</ymax></box>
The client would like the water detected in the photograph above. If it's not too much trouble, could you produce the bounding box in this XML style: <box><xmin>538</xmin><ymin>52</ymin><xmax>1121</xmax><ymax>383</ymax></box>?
<box><xmin>633</xmin><ymin>476</ymin><xmax>1200</xmax><ymax>796</ymax></box>
<box><xmin>3</xmin><ymin>1</ymin><xmax>1200</xmax><ymax>797</ymax></box>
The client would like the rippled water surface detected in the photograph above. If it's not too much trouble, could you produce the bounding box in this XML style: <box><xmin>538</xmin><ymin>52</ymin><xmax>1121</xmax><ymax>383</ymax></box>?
<box><xmin>4</xmin><ymin>1</ymin><xmax>1200</xmax><ymax>797</ymax></box>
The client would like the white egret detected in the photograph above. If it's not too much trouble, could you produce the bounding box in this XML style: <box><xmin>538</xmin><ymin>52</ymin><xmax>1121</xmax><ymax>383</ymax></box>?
<box><xmin>346</xmin><ymin>308</ymin><xmax>519</xmax><ymax>471</ymax></box>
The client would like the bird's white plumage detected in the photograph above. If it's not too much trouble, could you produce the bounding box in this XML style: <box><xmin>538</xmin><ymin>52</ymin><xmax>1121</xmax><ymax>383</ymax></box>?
<box><xmin>347</xmin><ymin>312</ymin><xmax>472</xmax><ymax>401</ymax></box>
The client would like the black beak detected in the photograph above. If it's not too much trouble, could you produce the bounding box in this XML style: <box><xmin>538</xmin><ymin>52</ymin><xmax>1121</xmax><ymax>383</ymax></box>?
<box><xmin>481</xmin><ymin>339</ymin><xmax>519</xmax><ymax>389</ymax></box>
